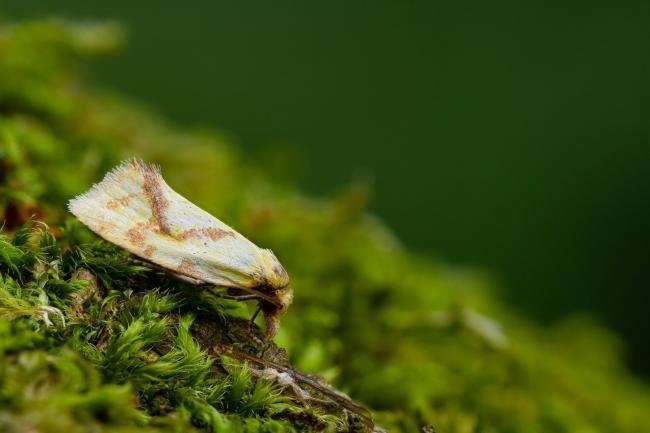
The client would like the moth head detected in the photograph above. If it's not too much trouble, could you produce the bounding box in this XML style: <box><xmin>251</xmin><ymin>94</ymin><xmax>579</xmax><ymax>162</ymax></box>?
<box><xmin>262</xmin><ymin>287</ymin><xmax>293</xmax><ymax>338</ymax></box>
<box><xmin>275</xmin><ymin>285</ymin><xmax>293</xmax><ymax>311</ymax></box>
<box><xmin>259</xmin><ymin>248</ymin><xmax>290</xmax><ymax>290</ymax></box>
<box><xmin>257</xmin><ymin>249</ymin><xmax>292</xmax><ymax>337</ymax></box>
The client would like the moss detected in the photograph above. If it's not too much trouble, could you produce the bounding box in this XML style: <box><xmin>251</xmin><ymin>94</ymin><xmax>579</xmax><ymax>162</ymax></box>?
<box><xmin>1</xmin><ymin>17</ymin><xmax>650</xmax><ymax>433</ymax></box>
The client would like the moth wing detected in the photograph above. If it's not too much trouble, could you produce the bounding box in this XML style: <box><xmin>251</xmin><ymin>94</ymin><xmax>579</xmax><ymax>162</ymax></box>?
<box><xmin>68</xmin><ymin>159</ymin><xmax>265</xmax><ymax>289</ymax></box>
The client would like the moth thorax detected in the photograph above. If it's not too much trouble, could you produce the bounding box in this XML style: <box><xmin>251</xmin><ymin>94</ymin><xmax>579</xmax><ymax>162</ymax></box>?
<box><xmin>258</xmin><ymin>248</ymin><xmax>290</xmax><ymax>290</ymax></box>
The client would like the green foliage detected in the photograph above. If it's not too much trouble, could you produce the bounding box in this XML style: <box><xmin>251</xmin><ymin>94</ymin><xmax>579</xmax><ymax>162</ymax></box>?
<box><xmin>1</xmin><ymin>17</ymin><xmax>650</xmax><ymax>433</ymax></box>
<box><xmin>0</xmin><ymin>224</ymin><xmax>319</xmax><ymax>433</ymax></box>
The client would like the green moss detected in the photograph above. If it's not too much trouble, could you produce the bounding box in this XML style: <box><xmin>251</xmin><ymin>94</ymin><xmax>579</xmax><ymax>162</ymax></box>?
<box><xmin>1</xmin><ymin>17</ymin><xmax>650</xmax><ymax>433</ymax></box>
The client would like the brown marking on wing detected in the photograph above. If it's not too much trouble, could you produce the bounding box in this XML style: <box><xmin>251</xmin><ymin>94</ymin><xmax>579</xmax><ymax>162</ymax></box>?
<box><xmin>174</xmin><ymin>228</ymin><xmax>200</xmax><ymax>241</ymax></box>
<box><xmin>144</xmin><ymin>216</ymin><xmax>161</xmax><ymax>231</ymax></box>
<box><xmin>165</xmin><ymin>227</ymin><xmax>234</xmax><ymax>242</ymax></box>
<box><xmin>125</xmin><ymin>217</ymin><xmax>159</xmax><ymax>248</ymax></box>
<box><xmin>177</xmin><ymin>258</ymin><xmax>195</xmax><ymax>275</ymax></box>
<box><xmin>135</xmin><ymin>161</ymin><xmax>171</xmax><ymax>234</ymax></box>
<box><xmin>127</xmin><ymin>227</ymin><xmax>146</xmax><ymax>247</ymax></box>
<box><xmin>106</xmin><ymin>192</ymin><xmax>137</xmax><ymax>210</ymax></box>
<box><xmin>142</xmin><ymin>245</ymin><xmax>156</xmax><ymax>258</ymax></box>
<box><xmin>200</xmin><ymin>227</ymin><xmax>234</xmax><ymax>241</ymax></box>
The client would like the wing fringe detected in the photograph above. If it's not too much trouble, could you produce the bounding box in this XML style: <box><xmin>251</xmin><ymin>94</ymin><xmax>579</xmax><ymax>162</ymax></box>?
<box><xmin>68</xmin><ymin>158</ymin><xmax>161</xmax><ymax>215</ymax></box>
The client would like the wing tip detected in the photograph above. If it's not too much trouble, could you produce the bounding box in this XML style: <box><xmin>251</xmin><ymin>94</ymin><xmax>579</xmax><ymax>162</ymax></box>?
<box><xmin>127</xmin><ymin>158</ymin><xmax>162</xmax><ymax>178</ymax></box>
<box><xmin>67</xmin><ymin>158</ymin><xmax>161</xmax><ymax>216</ymax></box>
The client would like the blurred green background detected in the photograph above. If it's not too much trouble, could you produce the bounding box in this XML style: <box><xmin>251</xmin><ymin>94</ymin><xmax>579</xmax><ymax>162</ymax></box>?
<box><xmin>4</xmin><ymin>1</ymin><xmax>649</xmax><ymax>376</ymax></box>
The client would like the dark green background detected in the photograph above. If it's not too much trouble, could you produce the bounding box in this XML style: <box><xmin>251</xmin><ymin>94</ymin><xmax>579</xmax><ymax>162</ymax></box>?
<box><xmin>5</xmin><ymin>1</ymin><xmax>650</xmax><ymax>375</ymax></box>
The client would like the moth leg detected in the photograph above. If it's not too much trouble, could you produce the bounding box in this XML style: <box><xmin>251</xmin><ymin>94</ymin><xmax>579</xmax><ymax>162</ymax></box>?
<box><xmin>250</xmin><ymin>304</ymin><xmax>262</xmax><ymax>323</ymax></box>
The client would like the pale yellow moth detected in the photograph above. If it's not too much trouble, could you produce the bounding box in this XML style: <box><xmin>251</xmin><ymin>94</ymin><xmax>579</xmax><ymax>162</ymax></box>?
<box><xmin>68</xmin><ymin>159</ymin><xmax>292</xmax><ymax>336</ymax></box>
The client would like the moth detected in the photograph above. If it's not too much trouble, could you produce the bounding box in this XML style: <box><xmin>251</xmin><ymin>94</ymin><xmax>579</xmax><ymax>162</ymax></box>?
<box><xmin>68</xmin><ymin>159</ymin><xmax>292</xmax><ymax>336</ymax></box>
